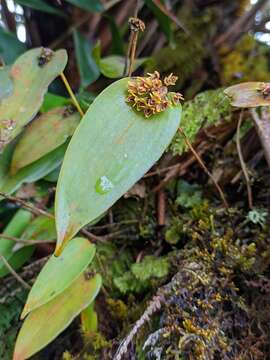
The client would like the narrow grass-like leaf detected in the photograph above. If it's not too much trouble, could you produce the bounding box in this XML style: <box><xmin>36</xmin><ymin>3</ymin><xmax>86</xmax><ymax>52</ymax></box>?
<box><xmin>0</xmin><ymin>209</ymin><xmax>32</xmax><ymax>259</ymax></box>
<box><xmin>55</xmin><ymin>77</ymin><xmax>181</xmax><ymax>254</ymax></box>
<box><xmin>65</xmin><ymin>0</ymin><xmax>103</xmax><ymax>12</ymax></box>
<box><xmin>11</xmin><ymin>107</ymin><xmax>80</xmax><ymax>174</ymax></box>
<box><xmin>13</xmin><ymin>273</ymin><xmax>102</xmax><ymax>360</ymax></box>
<box><xmin>40</xmin><ymin>93</ymin><xmax>70</xmax><ymax>113</ymax></box>
<box><xmin>21</xmin><ymin>237</ymin><xmax>96</xmax><ymax>318</ymax></box>
<box><xmin>12</xmin><ymin>215</ymin><xmax>56</xmax><ymax>252</ymax></box>
<box><xmin>15</xmin><ymin>0</ymin><xmax>65</xmax><ymax>17</ymax></box>
<box><xmin>0</xmin><ymin>48</ymin><xmax>67</xmax><ymax>150</ymax></box>
<box><xmin>0</xmin><ymin>209</ymin><xmax>32</xmax><ymax>277</ymax></box>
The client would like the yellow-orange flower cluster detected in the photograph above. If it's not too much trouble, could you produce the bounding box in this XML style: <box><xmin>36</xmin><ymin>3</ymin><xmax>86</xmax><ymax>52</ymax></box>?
<box><xmin>126</xmin><ymin>71</ymin><xmax>184</xmax><ymax>118</ymax></box>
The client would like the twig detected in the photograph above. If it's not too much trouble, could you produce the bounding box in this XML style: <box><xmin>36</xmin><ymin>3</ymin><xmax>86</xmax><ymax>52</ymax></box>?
<box><xmin>178</xmin><ymin>128</ymin><xmax>229</xmax><ymax>208</ymax></box>
<box><xmin>0</xmin><ymin>191</ymin><xmax>54</xmax><ymax>219</ymax></box>
<box><xmin>0</xmin><ymin>191</ymin><xmax>106</xmax><ymax>244</ymax></box>
<box><xmin>236</xmin><ymin>111</ymin><xmax>253</xmax><ymax>209</ymax></box>
<box><xmin>60</xmin><ymin>72</ymin><xmax>84</xmax><ymax>117</ymax></box>
<box><xmin>0</xmin><ymin>233</ymin><xmax>54</xmax><ymax>246</ymax></box>
<box><xmin>0</xmin><ymin>254</ymin><xmax>31</xmax><ymax>289</ymax></box>
<box><xmin>157</xmin><ymin>189</ymin><xmax>166</xmax><ymax>226</ymax></box>
<box><xmin>151</xmin><ymin>0</ymin><xmax>189</xmax><ymax>34</ymax></box>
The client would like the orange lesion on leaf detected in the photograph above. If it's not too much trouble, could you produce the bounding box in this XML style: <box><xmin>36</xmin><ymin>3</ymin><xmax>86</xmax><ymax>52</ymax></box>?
<box><xmin>126</xmin><ymin>71</ymin><xmax>184</xmax><ymax>118</ymax></box>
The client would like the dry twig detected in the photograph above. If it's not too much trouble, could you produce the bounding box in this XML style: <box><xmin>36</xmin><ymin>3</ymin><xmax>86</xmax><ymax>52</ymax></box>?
<box><xmin>0</xmin><ymin>254</ymin><xmax>31</xmax><ymax>289</ymax></box>
<box><xmin>178</xmin><ymin>128</ymin><xmax>229</xmax><ymax>208</ymax></box>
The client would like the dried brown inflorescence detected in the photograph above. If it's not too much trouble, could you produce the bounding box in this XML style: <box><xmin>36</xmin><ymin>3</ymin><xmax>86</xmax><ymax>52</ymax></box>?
<box><xmin>126</xmin><ymin>71</ymin><xmax>184</xmax><ymax>118</ymax></box>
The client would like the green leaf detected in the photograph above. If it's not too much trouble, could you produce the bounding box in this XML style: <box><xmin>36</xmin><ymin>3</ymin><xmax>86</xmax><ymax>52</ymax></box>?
<box><xmin>0</xmin><ymin>215</ymin><xmax>56</xmax><ymax>276</ymax></box>
<box><xmin>0</xmin><ymin>209</ymin><xmax>32</xmax><ymax>259</ymax></box>
<box><xmin>73</xmin><ymin>30</ymin><xmax>100</xmax><ymax>88</ymax></box>
<box><xmin>21</xmin><ymin>237</ymin><xmax>96</xmax><ymax>318</ymax></box>
<box><xmin>40</xmin><ymin>93</ymin><xmax>70</xmax><ymax>113</ymax></box>
<box><xmin>12</xmin><ymin>215</ymin><xmax>56</xmax><ymax>253</ymax></box>
<box><xmin>99</xmin><ymin>56</ymin><xmax>148</xmax><ymax>79</ymax></box>
<box><xmin>11</xmin><ymin>107</ymin><xmax>80</xmax><ymax>174</ymax></box>
<box><xmin>81</xmin><ymin>302</ymin><xmax>98</xmax><ymax>333</ymax></box>
<box><xmin>0</xmin><ymin>209</ymin><xmax>33</xmax><ymax>278</ymax></box>
<box><xmin>0</xmin><ymin>142</ymin><xmax>67</xmax><ymax>196</ymax></box>
<box><xmin>0</xmin><ymin>246</ymin><xmax>35</xmax><ymax>278</ymax></box>
<box><xmin>224</xmin><ymin>82</ymin><xmax>270</xmax><ymax>108</ymax></box>
<box><xmin>13</xmin><ymin>272</ymin><xmax>102</xmax><ymax>360</ymax></box>
<box><xmin>43</xmin><ymin>166</ymin><xmax>61</xmax><ymax>182</ymax></box>
<box><xmin>0</xmin><ymin>66</ymin><xmax>13</xmax><ymax>101</ymax></box>
<box><xmin>15</xmin><ymin>0</ymin><xmax>65</xmax><ymax>17</ymax></box>
<box><xmin>0</xmin><ymin>47</ymin><xmax>67</xmax><ymax>151</ymax></box>
<box><xmin>131</xmin><ymin>255</ymin><xmax>169</xmax><ymax>282</ymax></box>
<box><xmin>0</xmin><ymin>27</ymin><xmax>26</xmax><ymax>64</ymax></box>
<box><xmin>114</xmin><ymin>255</ymin><xmax>169</xmax><ymax>294</ymax></box>
<box><xmin>55</xmin><ymin>77</ymin><xmax>181</xmax><ymax>254</ymax></box>
<box><xmin>65</xmin><ymin>0</ymin><xmax>103</xmax><ymax>12</ymax></box>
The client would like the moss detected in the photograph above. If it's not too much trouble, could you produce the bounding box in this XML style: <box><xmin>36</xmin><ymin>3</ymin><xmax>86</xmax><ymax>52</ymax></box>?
<box><xmin>170</xmin><ymin>88</ymin><xmax>232</xmax><ymax>155</ymax></box>
<box><xmin>106</xmin><ymin>298</ymin><xmax>128</xmax><ymax>321</ymax></box>
<box><xmin>114</xmin><ymin>255</ymin><xmax>170</xmax><ymax>294</ymax></box>
<box><xmin>165</xmin><ymin>218</ymin><xmax>183</xmax><ymax>245</ymax></box>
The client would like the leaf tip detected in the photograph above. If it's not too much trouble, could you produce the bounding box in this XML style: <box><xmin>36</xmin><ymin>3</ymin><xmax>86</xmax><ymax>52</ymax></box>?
<box><xmin>20</xmin><ymin>306</ymin><xmax>28</xmax><ymax>320</ymax></box>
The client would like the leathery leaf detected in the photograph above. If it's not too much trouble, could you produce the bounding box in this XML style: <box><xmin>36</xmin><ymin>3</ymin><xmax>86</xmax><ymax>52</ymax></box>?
<box><xmin>0</xmin><ymin>48</ymin><xmax>67</xmax><ymax>151</ymax></box>
<box><xmin>0</xmin><ymin>66</ymin><xmax>13</xmax><ymax>101</ymax></box>
<box><xmin>21</xmin><ymin>237</ymin><xmax>96</xmax><ymax>318</ymax></box>
<box><xmin>13</xmin><ymin>272</ymin><xmax>102</xmax><ymax>360</ymax></box>
<box><xmin>55</xmin><ymin>77</ymin><xmax>182</xmax><ymax>254</ymax></box>
<box><xmin>224</xmin><ymin>82</ymin><xmax>270</xmax><ymax>108</ymax></box>
<box><xmin>11</xmin><ymin>107</ymin><xmax>80</xmax><ymax>174</ymax></box>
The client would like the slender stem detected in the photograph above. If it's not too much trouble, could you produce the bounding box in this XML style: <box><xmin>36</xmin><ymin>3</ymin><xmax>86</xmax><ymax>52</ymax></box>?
<box><xmin>0</xmin><ymin>254</ymin><xmax>31</xmax><ymax>289</ymax></box>
<box><xmin>236</xmin><ymin>111</ymin><xmax>253</xmax><ymax>209</ymax></box>
<box><xmin>0</xmin><ymin>191</ymin><xmax>54</xmax><ymax>219</ymax></box>
<box><xmin>60</xmin><ymin>72</ymin><xmax>84</xmax><ymax>117</ymax></box>
<box><xmin>178</xmin><ymin>128</ymin><xmax>229</xmax><ymax>208</ymax></box>
<box><xmin>128</xmin><ymin>32</ymin><xmax>138</xmax><ymax>77</ymax></box>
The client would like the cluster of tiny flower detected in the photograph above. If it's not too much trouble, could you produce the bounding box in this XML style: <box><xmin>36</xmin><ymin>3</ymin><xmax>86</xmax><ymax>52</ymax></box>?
<box><xmin>126</xmin><ymin>71</ymin><xmax>184</xmax><ymax>118</ymax></box>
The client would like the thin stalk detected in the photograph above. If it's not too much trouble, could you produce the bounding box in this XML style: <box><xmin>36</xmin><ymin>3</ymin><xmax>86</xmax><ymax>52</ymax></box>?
<box><xmin>60</xmin><ymin>72</ymin><xmax>84</xmax><ymax>117</ymax></box>
<box><xmin>0</xmin><ymin>191</ymin><xmax>54</xmax><ymax>219</ymax></box>
<box><xmin>178</xmin><ymin>127</ymin><xmax>229</xmax><ymax>208</ymax></box>
<box><xmin>0</xmin><ymin>254</ymin><xmax>31</xmax><ymax>289</ymax></box>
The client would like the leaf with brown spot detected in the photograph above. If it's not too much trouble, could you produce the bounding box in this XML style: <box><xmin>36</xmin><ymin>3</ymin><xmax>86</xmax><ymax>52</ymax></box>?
<box><xmin>21</xmin><ymin>237</ymin><xmax>96</xmax><ymax>318</ymax></box>
<box><xmin>224</xmin><ymin>82</ymin><xmax>270</xmax><ymax>108</ymax></box>
<box><xmin>0</xmin><ymin>48</ymin><xmax>67</xmax><ymax>151</ymax></box>
<box><xmin>13</xmin><ymin>272</ymin><xmax>101</xmax><ymax>360</ymax></box>
<box><xmin>11</xmin><ymin>107</ymin><xmax>80</xmax><ymax>174</ymax></box>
